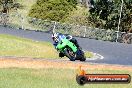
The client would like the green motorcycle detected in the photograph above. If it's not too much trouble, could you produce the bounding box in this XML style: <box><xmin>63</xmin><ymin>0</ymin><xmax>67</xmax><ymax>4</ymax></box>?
<box><xmin>56</xmin><ymin>38</ymin><xmax>86</xmax><ymax>61</ymax></box>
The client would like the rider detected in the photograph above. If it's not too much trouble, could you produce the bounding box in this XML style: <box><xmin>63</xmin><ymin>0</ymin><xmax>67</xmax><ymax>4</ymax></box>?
<box><xmin>52</xmin><ymin>33</ymin><xmax>80</xmax><ymax>57</ymax></box>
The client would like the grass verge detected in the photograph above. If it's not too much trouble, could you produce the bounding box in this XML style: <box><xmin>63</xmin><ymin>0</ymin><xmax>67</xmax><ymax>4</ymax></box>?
<box><xmin>0</xmin><ymin>34</ymin><xmax>58</xmax><ymax>58</ymax></box>
<box><xmin>0</xmin><ymin>67</ymin><xmax>131</xmax><ymax>88</ymax></box>
<box><xmin>0</xmin><ymin>34</ymin><xmax>93</xmax><ymax>59</ymax></box>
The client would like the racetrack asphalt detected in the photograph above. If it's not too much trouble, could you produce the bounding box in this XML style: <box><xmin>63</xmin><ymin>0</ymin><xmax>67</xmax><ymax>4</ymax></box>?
<box><xmin>0</xmin><ymin>26</ymin><xmax>132</xmax><ymax>66</ymax></box>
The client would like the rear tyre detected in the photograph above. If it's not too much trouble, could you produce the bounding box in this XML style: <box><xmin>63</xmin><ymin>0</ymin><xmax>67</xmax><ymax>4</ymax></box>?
<box><xmin>80</xmin><ymin>57</ymin><xmax>86</xmax><ymax>61</ymax></box>
<box><xmin>79</xmin><ymin>50</ymin><xmax>86</xmax><ymax>61</ymax></box>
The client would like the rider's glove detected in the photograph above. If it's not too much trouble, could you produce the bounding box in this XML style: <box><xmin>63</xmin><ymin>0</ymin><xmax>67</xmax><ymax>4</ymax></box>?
<box><xmin>53</xmin><ymin>43</ymin><xmax>57</xmax><ymax>47</ymax></box>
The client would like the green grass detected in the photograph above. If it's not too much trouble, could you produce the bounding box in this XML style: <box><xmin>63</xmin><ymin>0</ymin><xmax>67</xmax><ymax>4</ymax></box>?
<box><xmin>0</xmin><ymin>68</ymin><xmax>131</xmax><ymax>88</ymax></box>
<box><xmin>0</xmin><ymin>34</ymin><xmax>58</xmax><ymax>58</ymax></box>
<box><xmin>0</xmin><ymin>34</ymin><xmax>93</xmax><ymax>58</ymax></box>
<box><xmin>85</xmin><ymin>51</ymin><xmax>94</xmax><ymax>58</ymax></box>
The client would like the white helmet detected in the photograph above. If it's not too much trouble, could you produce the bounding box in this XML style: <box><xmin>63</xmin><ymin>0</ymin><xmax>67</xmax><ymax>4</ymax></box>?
<box><xmin>52</xmin><ymin>33</ymin><xmax>59</xmax><ymax>42</ymax></box>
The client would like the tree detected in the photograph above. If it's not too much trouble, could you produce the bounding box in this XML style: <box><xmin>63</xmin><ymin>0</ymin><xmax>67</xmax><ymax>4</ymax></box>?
<box><xmin>89</xmin><ymin>0</ymin><xmax>132</xmax><ymax>32</ymax></box>
<box><xmin>0</xmin><ymin>0</ymin><xmax>23</xmax><ymax>13</ymax></box>
<box><xmin>0</xmin><ymin>0</ymin><xmax>14</xmax><ymax>13</ymax></box>
<box><xmin>105</xmin><ymin>0</ymin><xmax>132</xmax><ymax>32</ymax></box>
<box><xmin>28</xmin><ymin>0</ymin><xmax>77</xmax><ymax>22</ymax></box>
<box><xmin>88</xmin><ymin>0</ymin><xmax>113</xmax><ymax>28</ymax></box>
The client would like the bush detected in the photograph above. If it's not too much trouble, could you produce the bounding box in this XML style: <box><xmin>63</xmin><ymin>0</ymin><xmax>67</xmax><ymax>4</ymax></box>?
<box><xmin>28</xmin><ymin>0</ymin><xmax>77</xmax><ymax>22</ymax></box>
<box><xmin>63</xmin><ymin>6</ymin><xmax>89</xmax><ymax>26</ymax></box>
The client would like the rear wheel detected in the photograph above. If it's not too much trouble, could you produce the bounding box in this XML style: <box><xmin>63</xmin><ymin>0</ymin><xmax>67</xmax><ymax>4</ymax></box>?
<box><xmin>80</xmin><ymin>56</ymin><xmax>86</xmax><ymax>61</ymax></box>
<box><xmin>79</xmin><ymin>50</ymin><xmax>86</xmax><ymax>61</ymax></box>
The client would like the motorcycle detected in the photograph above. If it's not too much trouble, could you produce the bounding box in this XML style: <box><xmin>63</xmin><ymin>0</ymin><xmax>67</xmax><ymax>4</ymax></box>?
<box><xmin>56</xmin><ymin>37</ymin><xmax>86</xmax><ymax>61</ymax></box>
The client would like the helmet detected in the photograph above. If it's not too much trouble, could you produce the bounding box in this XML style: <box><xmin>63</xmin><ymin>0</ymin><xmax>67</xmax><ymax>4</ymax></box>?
<box><xmin>52</xmin><ymin>33</ymin><xmax>59</xmax><ymax>42</ymax></box>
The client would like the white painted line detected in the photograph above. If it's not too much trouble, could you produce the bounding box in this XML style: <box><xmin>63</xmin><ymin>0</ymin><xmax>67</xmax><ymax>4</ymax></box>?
<box><xmin>84</xmin><ymin>50</ymin><xmax>104</xmax><ymax>60</ymax></box>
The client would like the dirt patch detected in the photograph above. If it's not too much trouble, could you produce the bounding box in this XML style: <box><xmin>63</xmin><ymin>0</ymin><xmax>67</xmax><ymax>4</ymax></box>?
<box><xmin>0</xmin><ymin>57</ymin><xmax>132</xmax><ymax>71</ymax></box>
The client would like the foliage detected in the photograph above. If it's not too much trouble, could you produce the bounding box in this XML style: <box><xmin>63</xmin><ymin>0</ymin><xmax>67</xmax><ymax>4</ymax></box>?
<box><xmin>0</xmin><ymin>0</ymin><xmax>23</xmax><ymax>13</ymax></box>
<box><xmin>89</xmin><ymin>0</ymin><xmax>114</xmax><ymax>29</ymax></box>
<box><xmin>105</xmin><ymin>0</ymin><xmax>132</xmax><ymax>32</ymax></box>
<box><xmin>63</xmin><ymin>6</ymin><xmax>90</xmax><ymax>26</ymax></box>
<box><xmin>28</xmin><ymin>0</ymin><xmax>77</xmax><ymax>22</ymax></box>
<box><xmin>89</xmin><ymin>0</ymin><xmax>132</xmax><ymax>32</ymax></box>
